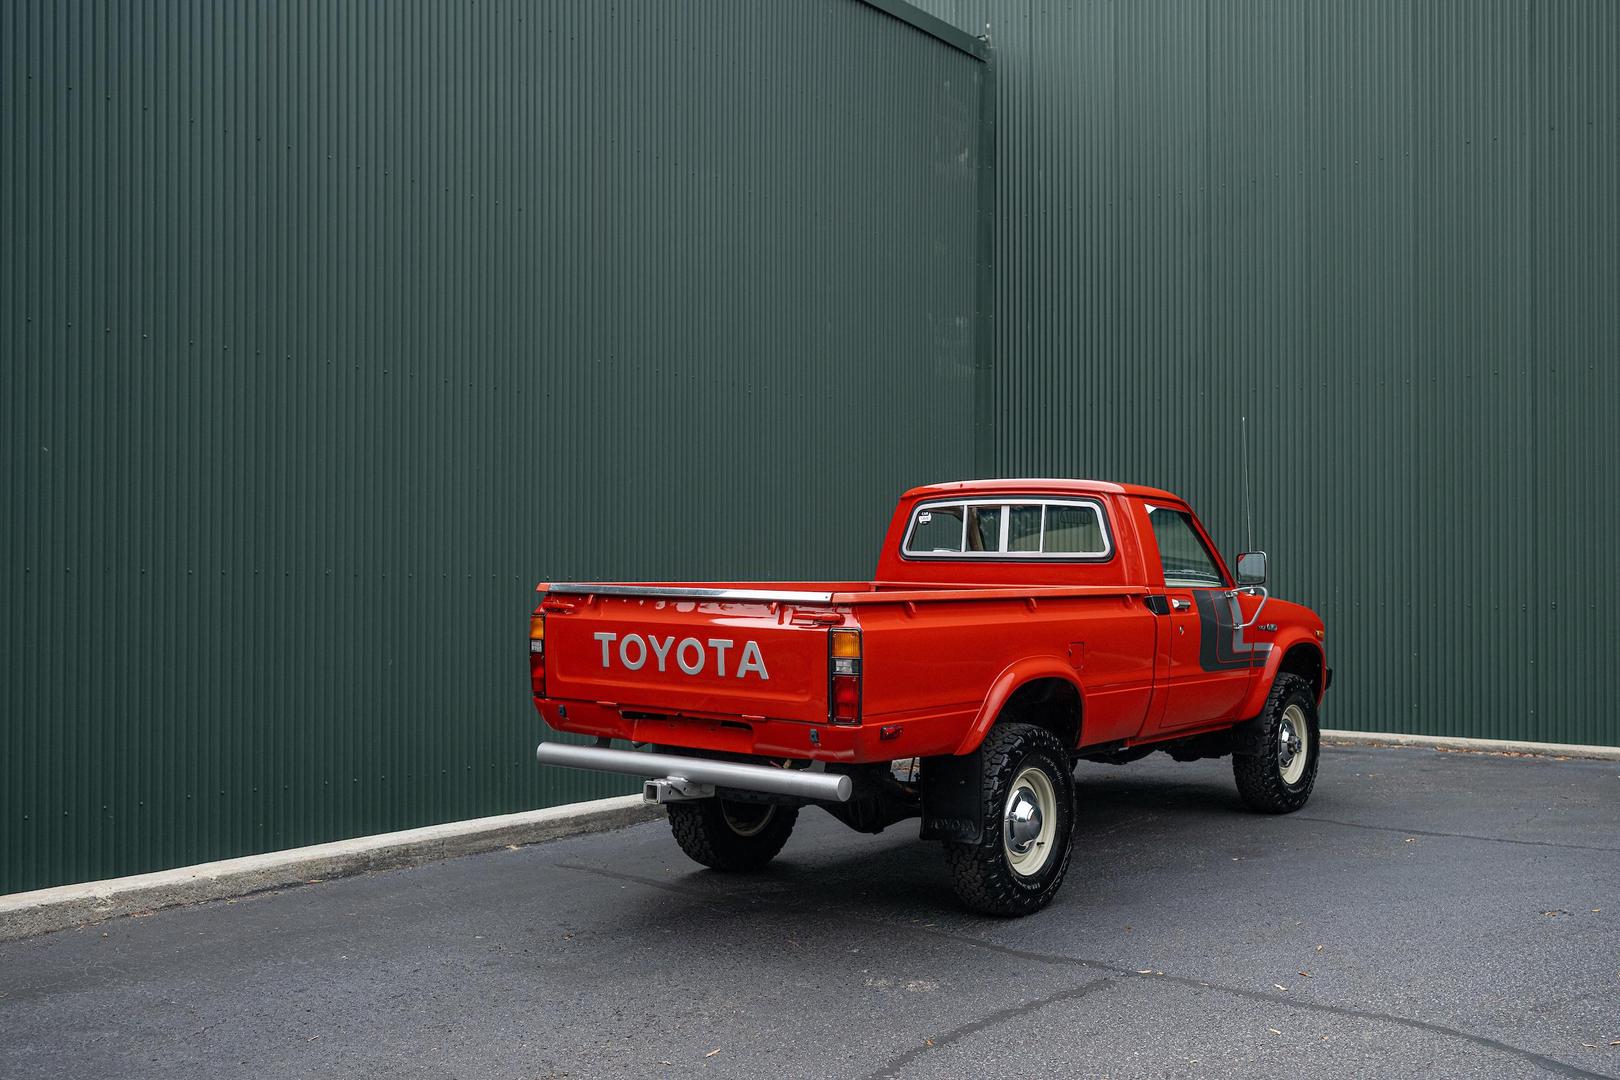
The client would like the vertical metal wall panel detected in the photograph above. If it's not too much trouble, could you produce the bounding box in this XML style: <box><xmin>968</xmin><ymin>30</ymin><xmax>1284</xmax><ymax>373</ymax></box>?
<box><xmin>0</xmin><ymin>1</ymin><xmax>985</xmax><ymax>892</ymax></box>
<box><xmin>918</xmin><ymin>0</ymin><xmax>1619</xmax><ymax>746</ymax></box>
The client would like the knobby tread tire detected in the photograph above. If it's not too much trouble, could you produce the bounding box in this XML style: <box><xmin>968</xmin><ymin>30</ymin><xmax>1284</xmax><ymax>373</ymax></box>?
<box><xmin>1232</xmin><ymin>673</ymin><xmax>1320</xmax><ymax>813</ymax></box>
<box><xmin>942</xmin><ymin>722</ymin><xmax>1076</xmax><ymax>917</ymax></box>
<box><xmin>667</xmin><ymin>800</ymin><xmax>798</xmax><ymax>871</ymax></box>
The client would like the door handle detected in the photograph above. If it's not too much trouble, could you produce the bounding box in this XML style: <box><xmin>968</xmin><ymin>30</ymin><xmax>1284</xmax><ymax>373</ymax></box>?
<box><xmin>1170</xmin><ymin>598</ymin><xmax>1193</xmax><ymax>612</ymax></box>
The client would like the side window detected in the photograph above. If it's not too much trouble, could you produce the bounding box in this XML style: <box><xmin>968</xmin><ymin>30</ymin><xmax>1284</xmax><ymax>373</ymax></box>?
<box><xmin>907</xmin><ymin>504</ymin><xmax>965</xmax><ymax>553</ymax></box>
<box><xmin>1147</xmin><ymin>507</ymin><xmax>1226</xmax><ymax>587</ymax></box>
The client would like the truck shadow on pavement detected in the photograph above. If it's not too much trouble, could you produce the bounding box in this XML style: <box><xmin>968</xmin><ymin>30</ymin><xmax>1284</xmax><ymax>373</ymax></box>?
<box><xmin>558</xmin><ymin>765</ymin><xmax>1298</xmax><ymax>927</ymax></box>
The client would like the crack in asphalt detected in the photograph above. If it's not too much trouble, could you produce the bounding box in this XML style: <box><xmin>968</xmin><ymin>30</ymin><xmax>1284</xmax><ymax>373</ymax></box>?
<box><xmin>857</xmin><ymin>976</ymin><xmax>1118</xmax><ymax>1080</ymax></box>
<box><xmin>556</xmin><ymin>862</ymin><xmax>1619</xmax><ymax>1080</ymax></box>
<box><xmin>906</xmin><ymin>929</ymin><xmax>1619</xmax><ymax>1080</ymax></box>
<box><xmin>1292</xmin><ymin>816</ymin><xmax>1620</xmax><ymax>854</ymax></box>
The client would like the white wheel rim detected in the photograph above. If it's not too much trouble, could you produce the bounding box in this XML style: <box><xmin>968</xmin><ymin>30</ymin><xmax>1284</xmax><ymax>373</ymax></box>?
<box><xmin>721</xmin><ymin>801</ymin><xmax>774</xmax><ymax>838</ymax></box>
<box><xmin>1278</xmin><ymin>704</ymin><xmax>1310</xmax><ymax>786</ymax></box>
<box><xmin>1003</xmin><ymin>764</ymin><xmax>1059</xmax><ymax>878</ymax></box>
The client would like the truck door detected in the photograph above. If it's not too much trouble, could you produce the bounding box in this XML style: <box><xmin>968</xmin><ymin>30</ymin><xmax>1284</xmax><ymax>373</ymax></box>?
<box><xmin>1136</xmin><ymin>501</ymin><xmax>1264</xmax><ymax>732</ymax></box>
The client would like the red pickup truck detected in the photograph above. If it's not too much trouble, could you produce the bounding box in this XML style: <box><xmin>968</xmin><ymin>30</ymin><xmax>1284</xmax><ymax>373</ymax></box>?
<box><xmin>531</xmin><ymin>479</ymin><xmax>1330</xmax><ymax>915</ymax></box>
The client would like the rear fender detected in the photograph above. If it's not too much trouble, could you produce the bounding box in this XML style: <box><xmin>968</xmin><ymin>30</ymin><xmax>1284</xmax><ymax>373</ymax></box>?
<box><xmin>952</xmin><ymin>656</ymin><xmax>1085</xmax><ymax>757</ymax></box>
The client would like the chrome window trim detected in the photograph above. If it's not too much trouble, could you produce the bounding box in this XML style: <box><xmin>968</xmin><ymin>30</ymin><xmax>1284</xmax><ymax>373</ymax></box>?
<box><xmin>901</xmin><ymin>497</ymin><xmax>1113</xmax><ymax>561</ymax></box>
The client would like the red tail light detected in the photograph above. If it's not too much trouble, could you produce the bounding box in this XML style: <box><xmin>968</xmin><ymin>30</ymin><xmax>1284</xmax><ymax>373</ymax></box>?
<box><xmin>828</xmin><ymin>627</ymin><xmax>861</xmax><ymax>725</ymax></box>
<box><xmin>831</xmin><ymin>673</ymin><xmax>861</xmax><ymax>724</ymax></box>
<box><xmin>529</xmin><ymin>611</ymin><xmax>546</xmax><ymax>697</ymax></box>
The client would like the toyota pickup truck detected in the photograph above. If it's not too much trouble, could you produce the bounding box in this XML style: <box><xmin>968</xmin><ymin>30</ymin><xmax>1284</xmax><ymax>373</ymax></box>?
<box><xmin>531</xmin><ymin>479</ymin><xmax>1330</xmax><ymax>916</ymax></box>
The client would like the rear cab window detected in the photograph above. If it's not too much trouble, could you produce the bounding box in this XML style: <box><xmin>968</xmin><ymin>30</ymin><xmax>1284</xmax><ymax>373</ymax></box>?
<box><xmin>902</xmin><ymin>497</ymin><xmax>1113</xmax><ymax>560</ymax></box>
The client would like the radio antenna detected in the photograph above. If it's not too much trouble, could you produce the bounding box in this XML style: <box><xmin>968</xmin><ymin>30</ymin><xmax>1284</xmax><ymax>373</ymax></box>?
<box><xmin>1240</xmin><ymin>415</ymin><xmax>1254</xmax><ymax>553</ymax></box>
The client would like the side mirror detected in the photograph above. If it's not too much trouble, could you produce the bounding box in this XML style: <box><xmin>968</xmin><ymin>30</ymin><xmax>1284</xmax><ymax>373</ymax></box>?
<box><xmin>1236</xmin><ymin>551</ymin><xmax>1268</xmax><ymax>586</ymax></box>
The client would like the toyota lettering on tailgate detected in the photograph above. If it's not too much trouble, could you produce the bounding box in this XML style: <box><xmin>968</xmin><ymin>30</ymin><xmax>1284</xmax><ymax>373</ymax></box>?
<box><xmin>592</xmin><ymin>632</ymin><xmax>770</xmax><ymax>680</ymax></box>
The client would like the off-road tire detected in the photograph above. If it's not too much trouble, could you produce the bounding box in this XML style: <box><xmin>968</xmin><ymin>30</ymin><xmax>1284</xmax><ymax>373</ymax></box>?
<box><xmin>942</xmin><ymin>722</ymin><xmax>1076</xmax><ymax>917</ymax></box>
<box><xmin>667</xmin><ymin>799</ymin><xmax>798</xmax><ymax>871</ymax></box>
<box><xmin>1233</xmin><ymin>673</ymin><xmax>1320</xmax><ymax>813</ymax></box>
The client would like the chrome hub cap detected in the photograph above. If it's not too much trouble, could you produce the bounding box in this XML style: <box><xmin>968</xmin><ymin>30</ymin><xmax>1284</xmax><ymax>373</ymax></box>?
<box><xmin>721</xmin><ymin>801</ymin><xmax>774</xmax><ymax>838</ymax></box>
<box><xmin>1005</xmin><ymin>790</ymin><xmax>1044</xmax><ymax>854</ymax></box>
<box><xmin>1003</xmin><ymin>765</ymin><xmax>1059</xmax><ymax>877</ymax></box>
<box><xmin>1278</xmin><ymin>704</ymin><xmax>1310</xmax><ymax>786</ymax></box>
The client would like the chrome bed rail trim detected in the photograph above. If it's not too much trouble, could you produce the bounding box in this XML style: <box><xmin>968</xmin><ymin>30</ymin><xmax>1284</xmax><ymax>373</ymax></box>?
<box><xmin>546</xmin><ymin>583</ymin><xmax>841</xmax><ymax>604</ymax></box>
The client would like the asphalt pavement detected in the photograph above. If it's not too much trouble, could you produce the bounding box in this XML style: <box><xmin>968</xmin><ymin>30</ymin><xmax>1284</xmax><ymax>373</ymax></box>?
<box><xmin>2</xmin><ymin>744</ymin><xmax>1618</xmax><ymax>1079</ymax></box>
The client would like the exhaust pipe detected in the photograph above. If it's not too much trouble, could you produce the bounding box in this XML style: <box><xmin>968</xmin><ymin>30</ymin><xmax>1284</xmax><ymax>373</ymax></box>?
<box><xmin>535</xmin><ymin>742</ymin><xmax>852</xmax><ymax>803</ymax></box>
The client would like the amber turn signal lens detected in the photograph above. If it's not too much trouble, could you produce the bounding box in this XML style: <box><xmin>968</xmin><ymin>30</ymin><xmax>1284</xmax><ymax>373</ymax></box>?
<box><xmin>529</xmin><ymin>614</ymin><xmax>545</xmax><ymax>640</ymax></box>
<box><xmin>830</xmin><ymin>628</ymin><xmax>861</xmax><ymax>658</ymax></box>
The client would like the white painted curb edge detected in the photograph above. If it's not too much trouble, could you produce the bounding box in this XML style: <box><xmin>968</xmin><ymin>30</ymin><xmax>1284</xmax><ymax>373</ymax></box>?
<box><xmin>0</xmin><ymin>794</ymin><xmax>660</xmax><ymax>943</ymax></box>
<box><xmin>1323</xmin><ymin>729</ymin><xmax>1620</xmax><ymax>762</ymax></box>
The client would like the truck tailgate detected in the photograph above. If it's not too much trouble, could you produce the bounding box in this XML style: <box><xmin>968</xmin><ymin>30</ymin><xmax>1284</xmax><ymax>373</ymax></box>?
<box><xmin>542</xmin><ymin>593</ymin><xmax>833</xmax><ymax>724</ymax></box>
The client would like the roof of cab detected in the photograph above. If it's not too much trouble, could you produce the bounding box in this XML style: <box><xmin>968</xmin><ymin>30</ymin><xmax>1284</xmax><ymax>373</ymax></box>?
<box><xmin>902</xmin><ymin>477</ymin><xmax>1182</xmax><ymax>502</ymax></box>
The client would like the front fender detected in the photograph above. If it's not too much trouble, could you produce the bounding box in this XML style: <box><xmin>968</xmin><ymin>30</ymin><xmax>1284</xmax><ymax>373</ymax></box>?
<box><xmin>951</xmin><ymin>655</ymin><xmax>1084</xmax><ymax>756</ymax></box>
<box><xmin>1237</xmin><ymin>630</ymin><xmax>1324</xmax><ymax>719</ymax></box>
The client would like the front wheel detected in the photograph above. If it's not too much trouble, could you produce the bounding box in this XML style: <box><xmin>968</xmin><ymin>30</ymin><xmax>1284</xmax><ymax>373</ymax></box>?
<box><xmin>942</xmin><ymin>722</ymin><xmax>1076</xmax><ymax>917</ymax></box>
<box><xmin>1233</xmin><ymin>673</ymin><xmax>1320</xmax><ymax>813</ymax></box>
<box><xmin>667</xmin><ymin>798</ymin><xmax>797</xmax><ymax>871</ymax></box>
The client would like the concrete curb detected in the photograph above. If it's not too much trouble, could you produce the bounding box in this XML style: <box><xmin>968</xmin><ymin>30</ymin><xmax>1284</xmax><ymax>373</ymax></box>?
<box><xmin>1323</xmin><ymin>729</ymin><xmax>1620</xmax><ymax>762</ymax></box>
<box><xmin>0</xmin><ymin>794</ymin><xmax>660</xmax><ymax>944</ymax></box>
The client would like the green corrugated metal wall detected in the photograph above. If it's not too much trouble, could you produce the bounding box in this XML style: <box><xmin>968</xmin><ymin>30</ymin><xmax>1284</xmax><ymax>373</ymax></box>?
<box><xmin>918</xmin><ymin>0</ymin><xmax>1619</xmax><ymax>747</ymax></box>
<box><xmin>0</xmin><ymin>1</ymin><xmax>988</xmax><ymax>893</ymax></box>
<box><xmin>5</xmin><ymin>0</ymin><xmax>1617</xmax><ymax>895</ymax></box>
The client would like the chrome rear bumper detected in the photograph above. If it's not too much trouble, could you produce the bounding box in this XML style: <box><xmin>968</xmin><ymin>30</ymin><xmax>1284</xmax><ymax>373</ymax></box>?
<box><xmin>534</xmin><ymin>742</ymin><xmax>852</xmax><ymax>803</ymax></box>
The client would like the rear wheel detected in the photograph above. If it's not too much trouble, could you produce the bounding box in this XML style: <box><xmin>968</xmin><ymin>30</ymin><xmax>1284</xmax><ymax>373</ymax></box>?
<box><xmin>1233</xmin><ymin>674</ymin><xmax>1320</xmax><ymax>813</ymax></box>
<box><xmin>667</xmin><ymin>798</ymin><xmax>797</xmax><ymax>871</ymax></box>
<box><xmin>942</xmin><ymin>722</ymin><xmax>1076</xmax><ymax>917</ymax></box>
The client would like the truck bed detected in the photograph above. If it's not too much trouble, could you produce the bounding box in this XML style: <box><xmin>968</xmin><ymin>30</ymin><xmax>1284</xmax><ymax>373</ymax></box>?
<box><xmin>535</xmin><ymin>579</ymin><xmax>1155</xmax><ymax>763</ymax></box>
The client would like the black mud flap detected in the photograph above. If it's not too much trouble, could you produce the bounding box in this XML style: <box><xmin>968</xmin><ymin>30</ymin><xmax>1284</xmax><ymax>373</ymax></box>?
<box><xmin>918</xmin><ymin>749</ymin><xmax>983</xmax><ymax>844</ymax></box>
<box><xmin>1228</xmin><ymin>714</ymin><xmax>1269</xmax><ymax>755</ymax></box>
